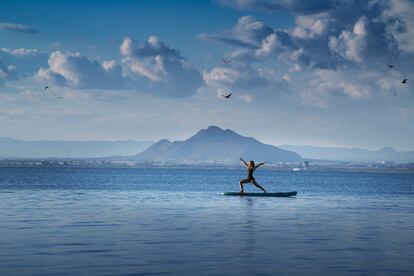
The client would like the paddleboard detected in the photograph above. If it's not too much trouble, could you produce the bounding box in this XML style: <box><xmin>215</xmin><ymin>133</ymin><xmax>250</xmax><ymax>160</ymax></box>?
<box><xmin>222</xmin><ymin>191</ymin><xmax>297</xmax><ymax>197</ymax></box>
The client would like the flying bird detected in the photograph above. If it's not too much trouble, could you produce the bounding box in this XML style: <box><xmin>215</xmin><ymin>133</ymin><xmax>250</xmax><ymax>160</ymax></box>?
<box><xmin>387</xmin><ymin>65</ymin><xmax>395</xmax><ymax>68</ymax></box>
<box><xmin>222</xmin><ymin>58</ymin><xmax>232</xmax><ymax>64</ymax></box>
<box><xmin>43</xmin><ymin>85</ymin><xmax>63</xmax><ymax>100</ymax></box>
<box><xmin>52</xmin><ymin>92</ymin><xmax>63</xmax><ymax>100</ymax></box>
<box><xmin>222</xmin><ymin>93</ymin><xmax>232</xmax><ymax>99</ymax></box>
<box><xmin>402</xmin><ymin>79</ymin><xmax>407</xmax><ymax>84</ymax></box>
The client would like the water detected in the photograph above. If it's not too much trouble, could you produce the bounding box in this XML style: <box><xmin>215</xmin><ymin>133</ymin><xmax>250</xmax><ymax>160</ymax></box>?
<box><xmin>0</xmin><ymin>167</ymin><xmax>413</xmax><ymax>275</ymax></box>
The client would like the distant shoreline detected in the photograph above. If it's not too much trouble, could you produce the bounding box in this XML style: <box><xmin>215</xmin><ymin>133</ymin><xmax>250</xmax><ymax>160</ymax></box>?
<box><xmin>1</xmin><ymin>159</ymin><xmax>413</xmax><ymax>174</ymax></box>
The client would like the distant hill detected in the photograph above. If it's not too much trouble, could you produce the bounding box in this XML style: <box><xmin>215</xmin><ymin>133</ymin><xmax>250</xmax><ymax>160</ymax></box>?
<box><xmin>0</xmin><ymin>137</ymin><xmax>153</xmax><ymax>158</ymax></box>
<box><xmin>131</xmin><ymin>126</ymin><xmax>303</xmax><ymax>164</ymax></box>
<box><xmin>279</xmin><ymin>145</ymin><xmax>414</xmax><ymax>162</ymax></box>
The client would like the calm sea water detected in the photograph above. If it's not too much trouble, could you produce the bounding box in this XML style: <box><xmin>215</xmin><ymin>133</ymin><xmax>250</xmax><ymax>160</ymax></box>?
<box><xmin>0</xmin><ymin>167</ymin><xmax>413</xmax><ymax>275</ymax></box>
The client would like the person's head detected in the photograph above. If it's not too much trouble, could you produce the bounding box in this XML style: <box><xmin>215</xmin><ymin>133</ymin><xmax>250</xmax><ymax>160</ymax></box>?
<box><xmin>249</xmin><ymin>160</ymin><xmax>255</xmax><ymax>167</ymax></box>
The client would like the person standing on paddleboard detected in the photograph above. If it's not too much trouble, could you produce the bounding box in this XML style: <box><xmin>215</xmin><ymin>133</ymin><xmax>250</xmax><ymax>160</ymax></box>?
<box><xmin>239</xmin><ymin>158</ymin><xmax>267</xmax><ymax>193</ymax></box>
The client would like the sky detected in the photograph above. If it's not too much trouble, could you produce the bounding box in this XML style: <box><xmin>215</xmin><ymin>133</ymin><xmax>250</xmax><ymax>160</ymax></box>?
<box><xmin>0</xmin><ymin>0</ymin><xmax>413</xmax><ymax>150</ymax></box>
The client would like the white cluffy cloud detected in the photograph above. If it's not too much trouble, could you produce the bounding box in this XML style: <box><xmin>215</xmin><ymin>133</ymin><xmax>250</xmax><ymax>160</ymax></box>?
<box><xmin>36</xmin><ymin>51</ymin><xmax>124</xmax><ymax>89</ymax></box>
<box><xmin>120</xmin><ymin>36</ymin><xmax>203</xmax><ymax>97</ymax></box>
<box><xmin>201</xmin><ymin>0</ymin><xmax>414</xmax><ymax>107</ymax></box>
<box><xmin>199</xmin><ymin>15</ymin><xmax>273</xmax><ymax>49</ymax></box>
<box><xmin>35</xmin><ymin>36</ymin><xmax>203</xmax><ymax>97</ymax></box>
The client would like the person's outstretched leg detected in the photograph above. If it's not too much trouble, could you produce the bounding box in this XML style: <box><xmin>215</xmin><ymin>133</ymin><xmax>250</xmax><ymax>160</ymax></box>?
<box><xmin>239</xmin><ymin>179</ymin><xmax>250</xmax><ymax>193</ymax></box>
<box><xmin>252</xmin><ymin>179</ymin><xmax>267</xmax><ymax>193</ymax></box>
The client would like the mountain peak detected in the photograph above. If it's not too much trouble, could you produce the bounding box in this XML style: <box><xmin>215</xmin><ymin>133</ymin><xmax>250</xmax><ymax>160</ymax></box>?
<box><xmin>133</xmin><ymin>126</ymin><xmax>303</xmax><ymax>163</ymax></box>
<box><xmin>205</xmin><ymin>125</ymin><xmax>224</xmax><ymax>133</ymax></box>
<box><xmin>191</xmin><ymin>126</ymin><xmax>242</xmax><ymax>141</ymax></box>
<box><xmin>191</xmin><ymin>126</ymin><xmax>225</xmax><ymax>139</ymax></box>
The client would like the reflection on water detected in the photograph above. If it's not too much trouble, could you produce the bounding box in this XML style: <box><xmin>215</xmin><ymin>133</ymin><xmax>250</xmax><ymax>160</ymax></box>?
<box><xmin>0</xmin><ymin>167</ymin><xmax>413</xmax><ymax>275</ymax></box>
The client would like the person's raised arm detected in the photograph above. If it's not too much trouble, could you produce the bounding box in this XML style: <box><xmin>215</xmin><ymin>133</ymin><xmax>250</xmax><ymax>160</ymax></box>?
<box><xmin>240</xmin><ymin>158</ymin><xmax>248</xmax><ymax>167</ymax></box>
<box><xmin>255</xmin><ymin>162</ymin><xmax>265</xmax><ymax>169</ymax></box>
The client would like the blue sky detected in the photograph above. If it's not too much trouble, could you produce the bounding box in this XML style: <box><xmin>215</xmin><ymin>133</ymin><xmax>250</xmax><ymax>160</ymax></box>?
<box><xmin>0</xmin><ymin>0</ymin><xmax>413</xmax><ymax>150</ymax></box>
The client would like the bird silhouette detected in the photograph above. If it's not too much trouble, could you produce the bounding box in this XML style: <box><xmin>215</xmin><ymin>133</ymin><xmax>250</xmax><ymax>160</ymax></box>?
<box><xmin>222</xmin><ymin>58</ymin><xmax>232</xmax><ymax>64</ymax></box>
<box><xmin>402</xmin><ymin>79</ymin><xmax>408</xmax><ymax>84</ymax></box>
<box><xmin>51</xmin><ymin>92</ymin><xmax>63</xmax><ymax>99</ymax></box>
<box><xmin>43</xmin><ymin>85</ymin><xmax>63</xmax><ymax>99</ymax></box>
<box><xmin>387</xmin><ymin>65</ymin><xmax>395</xmax><ymax>68</ymax></box>
<box><xmin>222</xmin><ymin>93</ymin><xmax>232</xmax><ymax>99</ymax></box>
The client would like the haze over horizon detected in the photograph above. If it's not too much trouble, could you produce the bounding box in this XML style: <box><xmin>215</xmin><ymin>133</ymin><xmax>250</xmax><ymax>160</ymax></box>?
<box><xmin>1</xmin><ymin>0</ymin><xmax>413</xmax><ymax>150</ymax></box>
<box><xmin>1</xmin><ymin>124</ymin><xmax>413</xmax><ymax>152</ymax></box>
<box><xmin>2</xmin><ymin>126</ymin><xmax>414</xmax><ymax>161</ymax></box>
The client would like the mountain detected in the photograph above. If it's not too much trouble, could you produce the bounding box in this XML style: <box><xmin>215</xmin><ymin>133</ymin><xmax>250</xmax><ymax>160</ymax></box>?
<box><xmin>278</xmin><ymin>145</ymin><xmax>414</xmax><ymax>162</ymax></box>
<box><xmin>0</xmin><ymin>137</ymin><xmax>153</xmax><ymax>158</ymax></box>
<box><xmin>131</xmin><ymin>126</ymin><xmax>303</xmax><ymax>164</ymax></box>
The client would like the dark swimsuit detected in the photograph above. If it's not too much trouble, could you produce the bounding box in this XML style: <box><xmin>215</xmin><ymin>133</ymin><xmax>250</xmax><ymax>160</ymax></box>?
<box><xmin>247</xmin><ymin>167</ymin><xmax>255</xmax><ymax>181</ymax></box>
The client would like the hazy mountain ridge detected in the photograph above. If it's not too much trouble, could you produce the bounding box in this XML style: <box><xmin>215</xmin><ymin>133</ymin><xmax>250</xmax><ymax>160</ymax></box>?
<box><xmin>131</xmin><ymin>126</ymin><xmax>303</xmax><ymax>164</ymax></box>
<box><xmin>0</xmin><ymin>137</ymin><xmax>153</xmax><ymax>158</ymax></box>
<box><xmin>3</xmin><ymin>132</ymin><xmax>413</xmax><ymax>162</ymax></box>
<box><xmin>279</xmin><ymin>145</ymin><xmax>414</xmax><ymax>162</ymax></box>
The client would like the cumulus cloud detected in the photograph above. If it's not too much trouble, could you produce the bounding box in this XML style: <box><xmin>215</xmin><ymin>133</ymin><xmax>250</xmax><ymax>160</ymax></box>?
<box><xmin>202</xmin><ymin>0</ymin><xmax>414</xmax><ymax>106</ymax></box>
<box><xmin>0</xmin><ymin>23</ymin><xmax>38</xmax><ymax>34</ymax></box>
<box><xmin>120</xmin><ymin>36</ymin><xmax>203</xmax><ymax>97</ymax></box>
<box><xmin>35</xmin><ymin>36</ymin><xmax>202</xmax><ymax>97</ymax></box>
<box><xmin>328</xmin><ymin>15</ymin><xmax>399</xmax><ymax>64</ymax></box>
<box><xmin>36</xmin><ymin>51</ymin><xmax>125</xmax><ymax>89</ymax></box>
<box><xmin>199</xmin><ymin>16</ymin><xmax>274</xmax><ymax>49</ymax></box>
<box><xmin>212</xmin><ymin>1</ymin><xmax>410</xmax><ymax>67</ymax></box>
<box><xmin>381</xmin><ymin>0</ymin><xmax>414</xmax><ymax>54</ymax></box>
<box><xmin>201</xmin><ymin>16</ymin><xmax>293</xmax><ymax>96</ymax></box>
<box><xmin>200</xmin><ymin>15</ymin><xmax>300</xmax><ymax>65</ymax></box>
